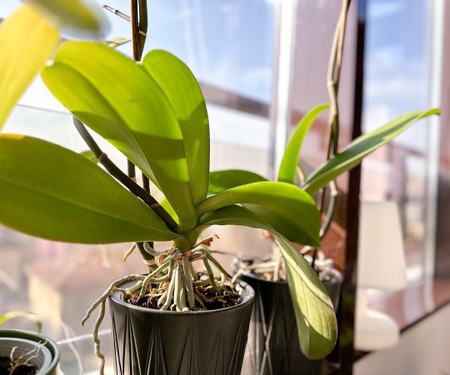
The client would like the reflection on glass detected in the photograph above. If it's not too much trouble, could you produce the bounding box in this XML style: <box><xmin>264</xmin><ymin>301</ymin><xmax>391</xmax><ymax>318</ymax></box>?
<box><xmin>0</xmin><ymin>2</ymin><xmax>277</xmax><ymax>373</ymax></box>
<box><xmin>361</xmin><ymin>0</ymin><xmax>431</xmax><ymax>282</ymax></box>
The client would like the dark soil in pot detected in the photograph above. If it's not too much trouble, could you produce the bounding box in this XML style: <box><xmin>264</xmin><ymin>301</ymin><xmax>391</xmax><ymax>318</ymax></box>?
<box><xmin>0</xmin><ymin>356</ymin><xmax>38</xmax><ymax>375</ymax></box>
<box><xmin>109</xmin><ymin>280</ymin><xmax>255</xmax><ymax>375</ymax></box>
<box><xmin>126</xmin><ymin>278</ymin><xmax>241</xmax><ymax>311</ymax></box>
<box><xmin>239</xmin><ymin>269</ymin><xmax>342</xmax><ymax>375</ymax></box>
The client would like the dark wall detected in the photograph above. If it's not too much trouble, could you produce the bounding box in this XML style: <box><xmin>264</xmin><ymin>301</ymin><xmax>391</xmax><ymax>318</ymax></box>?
<box><xmin>435</xmin><ymin>1</ymin><xmax>450</xmax><ymax>278</ymax></box>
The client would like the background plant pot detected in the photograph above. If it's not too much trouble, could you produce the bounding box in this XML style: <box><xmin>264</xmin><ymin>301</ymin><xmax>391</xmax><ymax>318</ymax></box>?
<box><xmin>0</xmin><ymin>329</ymin><xmax>60</xmax><ymax>375</ymax></box>
<box><xmin>239</xmin><ymin>269</ymin><xmax>342</xmax><ymax>375</ymax></box>
<box><xmin>109</xmin><ymin>280</ymin><xmax>254</xmax><ymax>375</ymax></box>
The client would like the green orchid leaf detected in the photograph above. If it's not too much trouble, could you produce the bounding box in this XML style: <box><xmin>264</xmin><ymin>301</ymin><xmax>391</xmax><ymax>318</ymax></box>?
<box><xmin>0</xmin><ymin>135</ymin><xmax>179</xmax><ymax>244</ymax></box>
<box><xmin>42</xmin><ymin>41</ymin><xmax>198</xmax><ymax>231</ymax></box>
<box><xmin>198</xmin><ymin>205</ymin><xmax>278</xmax><ymax>234</ymax></box>
<box><xmin>0</xmin><ymin>311</ymin><xmax>42</xmax><ymax>333</ymax></box>
<box><xmin>276</xmin><ymin>235</ymin><xmax>337</xmax><ymax>359</ymax></box>
<box><xmin>160</xmin><ymin>197</ymin><xmax>179</xmax><ymax>224</ymax></box>
<box><xmin>0</xmin><ymin>4</ymin><xmax>60</xmax><ymax>129</ymax></box>
<box><xmin>303</xmin><ymin>109</ymin><xmax>439</xmax><ymax>195</ymax></box>
<box><xmin>198</xmin><ymin>206</ymin><xmax>336</xmax><ymax>358</ymax></box>
<box><xmin>30</xmin><ymin>0</ymin><xmax>103</xmax><ymax>32</ymax></box>
<box><xmin>143</xmin><ymin>50</ymin><xmax>210</xmax><ymax>205</ymax></box>
<box><xmin>208</xmin><ymin>169</ymin><xmax>267</xmax><ymax>195</ymax></box>
<box><xmin>197</xmin><ymin>182</ymin><xmax>321</xmax><ymax>246</ymax></box>
<box><xmin>278</xmin><ymin>104</ymin><xmax>330</xmax><ymax>184</ymax></box>
<box><xmin>79</xmin><ymin>150</ymin><xmax>98</xmax><ymax>164</ymax></box>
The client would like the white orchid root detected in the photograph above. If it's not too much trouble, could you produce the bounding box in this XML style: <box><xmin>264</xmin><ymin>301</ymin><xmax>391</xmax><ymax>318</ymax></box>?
<box><xmin>83</xmin><ymin>240</ymin><xmax>240</xmax><ymax>375</ymax></box>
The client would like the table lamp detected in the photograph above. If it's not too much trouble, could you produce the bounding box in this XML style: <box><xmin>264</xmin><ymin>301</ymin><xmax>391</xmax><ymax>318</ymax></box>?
<box><xmin>354</xmin><ymin>200</ymin><xmax>407</xmax><ymax>351</ymax></box>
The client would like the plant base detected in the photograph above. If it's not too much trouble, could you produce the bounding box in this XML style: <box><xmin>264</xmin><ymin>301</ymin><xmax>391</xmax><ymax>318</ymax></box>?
<box><xmin>109</xmin><ymin>281</ymin><xmax>254</xmax><ymax>375</ymax></box>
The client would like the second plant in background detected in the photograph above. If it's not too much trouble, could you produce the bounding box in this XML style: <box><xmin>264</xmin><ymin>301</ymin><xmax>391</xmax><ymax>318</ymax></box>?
<box><xmin>217</xmin><ymin>0</ymin><xmax>439</xmax><ymax>373</ymax></box>
<box><xmin>0</xmin><ymin>2</ymin><xmax>337</xmax><ymax>374</ymax></box>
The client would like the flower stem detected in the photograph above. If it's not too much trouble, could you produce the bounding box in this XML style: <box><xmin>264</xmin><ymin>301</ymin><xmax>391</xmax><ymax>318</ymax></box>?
<box><xmin>319</xmin><ymin>0</ymin><xmax>352</xmax><ymax>242</ymax></box>
<box><xmin>72</xmin><ymin>116</ymin><xmax>178</xmax><ymax>232</ymax></box>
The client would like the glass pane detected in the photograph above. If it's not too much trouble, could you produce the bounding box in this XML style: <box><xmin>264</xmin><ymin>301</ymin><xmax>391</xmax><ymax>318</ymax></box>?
<box><xmin>288</xmin><ymin>1</ymin><xmax>358</xmax><ymax>271</ymax></box>
<box><xmin>0</xmin><ymin>2</ymin><xmax>277</xmax><ymax>373</ymax></box>
<box><xmin>361</xmin><ymin>0</ymin><xmax>432</xmax><ymax>282</ymax></box>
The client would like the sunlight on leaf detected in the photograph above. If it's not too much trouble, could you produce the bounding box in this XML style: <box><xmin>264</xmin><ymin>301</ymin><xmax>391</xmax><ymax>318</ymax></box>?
<box><xmin>0</xmin><ymin>3</ymin><xmax>59</xmax><ymax>129</ymax></box>
<box><xmin>278</xmin><ymin>104</ymin><xmax>330</xmax><ymax>184</ymax></box>
<box><xmin>143</xmin><ymin>50</ymin><xmax>210</xmax><ymax>206</ymax></box>
<box><xmin>42</xmin><ymin>42</ymin><xmax>199</xmax><ymax>232</ymax></box>
<box><xmin>198</xmin><ymin>205</ymin><xmax>280</xmax><ymax>235</ymax></box>
<box><xmin>276</xmin><ymin>235</ymin><xmax>337</xmax><ymax>359</ymax></box>
<box><xmin>197</xmin><ymin>182</ymin><xmax>321</xmax><ymax>246</ymax></box>
<box><xmin>208</xmin><ymin>169</ymin><xmax>267</xmax><ymax>195</ymax></box>
<box><xmin>29</xmin><ymin>0</ymin><xmax>104</xmax><ymax>32</ymax></box>
<box><xmin>0</xmin><ymin>135</ymin><xmax>179</xmax><ymax>244</ymax></box>
<box><xmin>303</xmin><ymin>109</ymin><xmax>439</xmax><ymax>195</ymax></box>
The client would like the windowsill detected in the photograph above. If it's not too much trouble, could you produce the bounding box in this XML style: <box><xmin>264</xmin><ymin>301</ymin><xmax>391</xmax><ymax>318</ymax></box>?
<box><xmin>368</xmin><ymin>277</ymin><xmax>450</xmax><ymax>332</ymax></box>
<box><xmin>331</xmin><ymin>278</ymin><xmax>450</xmax><ymax>374</ymax></box>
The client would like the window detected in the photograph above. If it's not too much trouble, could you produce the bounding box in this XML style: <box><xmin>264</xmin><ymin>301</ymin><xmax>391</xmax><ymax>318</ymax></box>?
<box><xmin>0</xmin><ymin>1</ymin><xmax>278</xmax><ymax>373</ymax></box>
<box><xmin>361</xmin><ymin>0</ymin><xmax>436</xmax><ymax>283</ymax></box>
<box><xmin>1</xmin><ymin>1</ymin><xmax>449</xmax><ymax>374</ymax></box>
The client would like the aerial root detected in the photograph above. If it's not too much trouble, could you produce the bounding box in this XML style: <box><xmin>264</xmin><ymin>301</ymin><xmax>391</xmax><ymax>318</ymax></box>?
<box><xmin>84</xmin><ymin>239</ymin><xmax>238</xmax><ymax>375</ymax></box>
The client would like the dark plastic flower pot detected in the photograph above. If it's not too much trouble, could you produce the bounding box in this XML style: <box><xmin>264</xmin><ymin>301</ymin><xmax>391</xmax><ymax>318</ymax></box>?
<box><xmin>0</xmin><ymin>329</ymin><xmax>60</xmax><ymax>375</ymax></box>
<box><xmin>109</xmin><ymin>280</ymin><xmax>255</xmax><ymax>375</ymax></box>
<box><xmin>240</xmin><ymin>270</ymin><xmax>342</xmax><ymax>375</ymax></box>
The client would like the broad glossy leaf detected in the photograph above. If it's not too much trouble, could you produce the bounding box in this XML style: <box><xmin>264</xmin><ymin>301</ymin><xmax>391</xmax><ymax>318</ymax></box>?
<box><xmin>198</xmin><ymin>206</ymin><xmax>337</xmax><ymax>358</ymax></box>
<box><xmin>303</xmin><ymin>109</ymin><xmax>439</xmax><ymax>195</ymax></box>
<box><xmin>198</xmin><ymin>205</ymin><xmax>275</xmax><ymax>231</ymax></box>
<box><xmin>30</xmin><ymin>0</ymin><xmax>103</xmax><ymax>32</ymax></box>
<box><xmin>0</xmin><ymin>135</ymin><xmax>179</xmax><ymax>244</ymax></box>
<box><xmin>197</xmin><ymin>182</ymin><xmax>320</xmax><ymax>246</ymax></box>
<box><xmin>0</xmin><ymin>4</ymin><xmax>59</xmax><ymax>129</ymax></box>
<box><xmin>42</xmin><ymin>42</ymin><xmax>198</xmax><ymax>231</ymax></box>
<box><xmin>278</xmin><ymin>104</ymin><xmax>330</xmax><ymax>184</ymax></box>
<box><xmin>143</xmin><ymin>50</ymin><xmax>210</xmax><ymax>205</ymax></box>
<box><xmin>276</xmin><ymin>236</ymin><xmax>337</xmax><ymax>359</ymax></box>
<box><xmin>208</xmin><ymin>169</ymin><xmax>267</xmax><ymax>195</ymax></box>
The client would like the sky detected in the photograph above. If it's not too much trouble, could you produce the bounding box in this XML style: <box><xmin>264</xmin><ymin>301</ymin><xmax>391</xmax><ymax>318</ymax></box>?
<box><xmin>1</xmin><ymin>0</ymin><xmax>276</xmax><ymax>112</ymax></box>
<box><xmin>0</xmin><ymin>0</ymin><xmax>433</xmax><ymax>152</ymax></box>
<box><xmin>363</xmin><ymin>0</ymin><xmax>431</xmax><ymax>151</ymax></box>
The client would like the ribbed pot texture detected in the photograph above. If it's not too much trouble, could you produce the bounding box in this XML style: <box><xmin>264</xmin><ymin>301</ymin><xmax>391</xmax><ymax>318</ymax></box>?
<box><xmin>109</xmin><ymin>281</ymin><xmax>254</xmax><ymax>375</ymax></box>
<box><xmin>240</xmin><ymin>271</ymin><xmax>342</xmax><ymax>375</ymax></box>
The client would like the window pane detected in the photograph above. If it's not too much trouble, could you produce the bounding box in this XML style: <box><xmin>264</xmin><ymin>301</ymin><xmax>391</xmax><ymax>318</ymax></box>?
<box><xmin>361</xmin><ymin>0</ymin><xmax>433</xmax><ymax>282</ymax></box>
<box><xmin>0</xmin><ymin>2</ymin><xmax>277</xmax><ymax>373</ymax></box>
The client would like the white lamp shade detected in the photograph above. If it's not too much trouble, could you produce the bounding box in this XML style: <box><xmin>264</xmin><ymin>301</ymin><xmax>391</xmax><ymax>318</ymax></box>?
<box><xmin>357</xmin><ymin>201</ymin><xmax>407</xmax><ymax>290</ymax></box>
<box><xmin>354</xmin><ymin>288</ymin><xmax>400</xmax><ymax>351</ymax></box>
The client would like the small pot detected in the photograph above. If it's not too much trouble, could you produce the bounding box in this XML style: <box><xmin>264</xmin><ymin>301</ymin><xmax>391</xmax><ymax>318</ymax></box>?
<box><xmin>240</xmin><ymin>269</ymin><xmax>342</xmax><ymax>375</ymax></box>
<box><xmin>109</xmin><ymin>280</ymin><xmax>255</xmax><ymax>375</ymax></box>
<box><xmin>0</xmin><ymin>330</ymin><xmax>60</xmax><ymax>375</ymax></box>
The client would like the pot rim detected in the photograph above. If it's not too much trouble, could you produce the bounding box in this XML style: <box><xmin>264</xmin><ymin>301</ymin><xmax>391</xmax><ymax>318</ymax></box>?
<box><xmin>0</xmin><ymin>329</ymin><xmax>60</xmax><ymax>373</ymax></box>
<box><xmin>238</xmin><ymin>266</ymin><xmax>343</xmax><ymax>286</ymax></box>
<box><xmin>109</xmin><ymin>279</ymin><xmax>255</xmax><ymax>315</ymax></box>
<box><xmin>0</xmin><ymin>337</ymin><xmax>52</xmax><ymax>375</ymax></box>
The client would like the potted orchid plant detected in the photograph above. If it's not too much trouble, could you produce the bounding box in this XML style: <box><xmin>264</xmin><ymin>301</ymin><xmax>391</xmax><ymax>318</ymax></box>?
<box><xmin>0</xmin><ymin>1</ymin><xmax>337</xmax><ymax>374</ymax></box>
<box><xmin>218</xmin><ymin>0</ymin><xmax>438</xmax><ymax>372</ymax></box>
<box><xmin>0</xmin><ymin>1</ymin><xmax>438</xmax><ymax>374</ymax></box>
